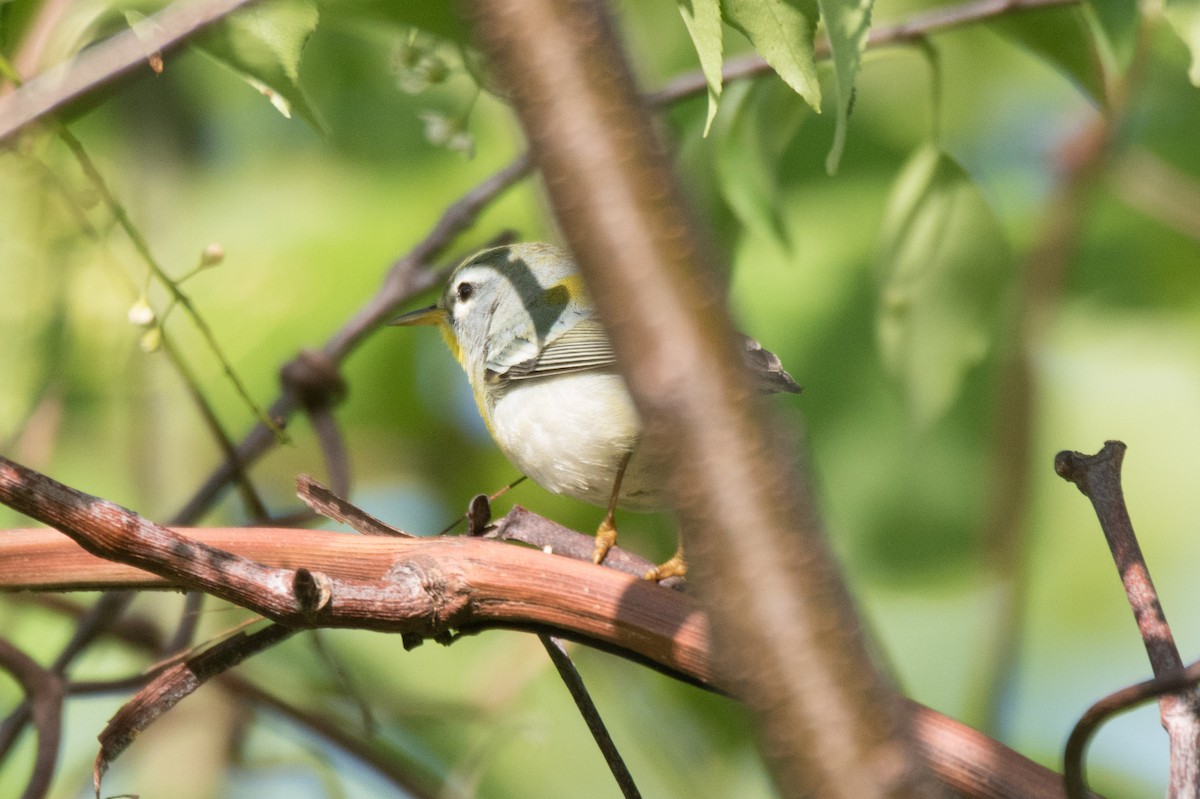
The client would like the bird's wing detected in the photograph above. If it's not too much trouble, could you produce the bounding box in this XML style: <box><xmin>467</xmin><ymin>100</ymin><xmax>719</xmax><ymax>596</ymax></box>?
<box><xmin>486</xmin><ymin>317</ymin><xmax>616</xmax><ymax>382</ymax></box>
<box><xmin>484</xmin><ymin>311</ymin><xmax>799</xmax><ymax>394</ymax></box>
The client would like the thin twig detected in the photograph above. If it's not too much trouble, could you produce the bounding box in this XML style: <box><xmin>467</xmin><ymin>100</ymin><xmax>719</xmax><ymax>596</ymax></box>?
<box><xmin>56</xmin><ymin>125</ymin><xmax>283</xmax><ymax>440</ymax></box>
<box><xmin>95</xmin><ymin>622</ymin><xmax>296</xmax><ymax>795</ymax></box>
<box><xmin>0</xmin><ymin>591</ymin><xmax>133</xmax><ymax>760</ymax></box>
<box><xmin>296</xmin><ymin>474</ymin><xmax>413</xmax><ymax>537</ymax></box>
<box><xmin>1056</xmin><ymin>441</ymin><xmax>1200</xmax><ymax>797</ymax></box>
<box><xmin>1055</xmin><ymin>442</ymin><xmax>1183</xmax><ymax>675</ymax></box>
<box><xmin>280</xmin><ymin>350</ymin><xmax>352</xmax><ymax>498</ymax></box>
<box><xmin>0</xmin><ymin>0</ymin><xmax>254</xmax><ymax>142</ymax></box>
<box><xmin>1065</xmin><ymin>660</ymin><xmax>1200</xmax><ymax>798</ymax></box>
<box><xmin>10</xmin><ymin>593</ymin><xmax>443</xmax><ymax>799</ymax></box>
<box><xmin>539</xmin><ymin>636</ymin><xmax>642</xmax><ymax>799</ymax></box>
<box><xmin>159</xmin><ymin>329</ymin><xmax>271</xmax><ymax>521</ymax></box>
<box><xmin>0</xmin><ymin>639</ymin><xmax>65</xmax><ymax>799</ymax></box>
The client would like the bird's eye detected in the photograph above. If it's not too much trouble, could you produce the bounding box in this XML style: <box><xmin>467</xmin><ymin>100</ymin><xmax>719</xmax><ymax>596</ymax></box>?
<box><xmin>455</xmin><ymin>282</ymin><xmax>474</xmax><ymax>302</ymax></box>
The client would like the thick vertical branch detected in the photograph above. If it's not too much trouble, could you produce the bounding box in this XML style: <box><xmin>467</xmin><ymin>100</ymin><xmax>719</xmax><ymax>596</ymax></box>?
<box><xmin>467</xmin><ymin>1</ymin><xmax>935</xmax><ymax>795</ymax></box>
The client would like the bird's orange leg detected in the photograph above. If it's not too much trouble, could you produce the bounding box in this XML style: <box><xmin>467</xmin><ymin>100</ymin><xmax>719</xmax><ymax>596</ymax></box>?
<box><xmin>592</xmin><ymin>450</ymin><xmax>633</xmax><ymax>565</ymax></box>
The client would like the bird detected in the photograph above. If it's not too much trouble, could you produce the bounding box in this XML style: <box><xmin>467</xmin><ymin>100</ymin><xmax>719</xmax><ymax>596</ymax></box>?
<box><xmin>391</xmin><ymin>242</ymin><xmax>800</xmax><ymax>580</ymax></box>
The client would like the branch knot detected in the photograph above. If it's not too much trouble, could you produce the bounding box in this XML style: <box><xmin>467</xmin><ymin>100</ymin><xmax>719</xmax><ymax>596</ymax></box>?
<box><xmin>280</xmin><ymin>350</ymin><xmax>347</xmax><ymax>412</ymax></box>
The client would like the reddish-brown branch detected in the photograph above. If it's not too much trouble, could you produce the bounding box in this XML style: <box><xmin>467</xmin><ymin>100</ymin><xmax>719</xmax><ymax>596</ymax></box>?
<box><xmin>0</xmin><ymin>451</ymin><xmax>1083</xmax><ymax>798</ymax></box>
<box><xmin>0</xmin><ymin>523</ymin><xmax>711</xmax><ymax>676</ymax></box>
<box><xmin>912</xmin><ymin>705</ymin><xmax>1096</xmax><ymax>799</ymax></box>
<box><xmin>94</xmin><ymin>622</ymin><xmax>297</xmax><ymax>796</ymax></box>
<box><xmin>1</xmin><ymin>527</ymin><xmax>1081</xmax><ymax>798</ymax></box>
<box><xmin>0</xmin><ymin>451</ymin><xmax>712</xmax><ymax>678</ymax></box>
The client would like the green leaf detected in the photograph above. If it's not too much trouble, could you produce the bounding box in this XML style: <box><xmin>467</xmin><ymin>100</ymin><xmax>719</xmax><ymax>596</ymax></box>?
<box><xmin>815</xmin><ymin>0</ymin><xmax>872</xmax><ymax>174</ymax></box>
<box><xmin>319</xmin><ymin>1</ymin><xmax>472</xmax><ymax>45</ymax></box>
<box><xmin>712</xmin><ymin>79</ymin><xmax>807</xmax><ymax>251</ymax></box>
<box><xmin>722</xmin><ymin>0</ymin><xmax>821</xmax><ymax>110</ymax></box>
<box><xmin>989</xmin><ymin>6</ymin><xmax>1108</xmax><ymax>106</ymax></box>
<box><xmin>877</xmin><ymin>145</ymin><xmax>1011</xmax><ymax>427</ymax></box>
<box><xmin>677</xmin><ymin>0</ymin><xmax>725</xmax><ymax>134</ymax></box>
<box><xmin>1164</xmin><ymin>0</ymin><xmax>1200</xmax><ymax>85</ymax></box>
<box><xmin>1085</xmin><ymin>0</ymin><xmax>1139</xmax><ymax>73</ymax></box>
<box><xmin>193</xmin><ymin>0</ymin><xmax>326</xmax><ymax>132</ymax></box>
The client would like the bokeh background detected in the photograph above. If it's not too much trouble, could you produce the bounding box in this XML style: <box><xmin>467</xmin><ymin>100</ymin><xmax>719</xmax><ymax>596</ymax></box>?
<box><xmin>2</xmin><ymin>0</ymin><xmax>1199</xmax><ymax>796</ymax></box>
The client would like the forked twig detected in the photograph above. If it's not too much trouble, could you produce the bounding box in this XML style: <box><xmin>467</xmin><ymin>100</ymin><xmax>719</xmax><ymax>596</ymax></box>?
<box><xmin>1056</xmin><ymin>441</ymin><xmax>1200</xmax><ymax>797</ymax></box>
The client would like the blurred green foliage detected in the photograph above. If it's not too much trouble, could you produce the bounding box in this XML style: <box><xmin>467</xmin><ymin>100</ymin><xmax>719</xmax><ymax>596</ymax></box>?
<box><xmin>1</xmin><ymin>0</ymin><xmax>1200</xmax><ymax>796</ymax></box>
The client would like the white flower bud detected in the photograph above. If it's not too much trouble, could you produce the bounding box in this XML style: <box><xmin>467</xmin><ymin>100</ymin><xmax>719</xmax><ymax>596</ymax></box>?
<box><xmin>128</xmin><ymin>296</ymin><xmax>156</xmax><ymax>327</ymax></box>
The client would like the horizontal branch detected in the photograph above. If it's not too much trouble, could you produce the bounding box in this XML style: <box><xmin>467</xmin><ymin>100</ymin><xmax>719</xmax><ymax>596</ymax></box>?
<box><xmin>0</xmin><ymin>524</ymin><xmax>711</xmax><ymax>681</ymax></box>
<box><xmin>0</xmin><ymin>523</ymin><xmax>1080</xmax><ymax>798</ymax></box>
<box><xmin>0</xmin><ymin>455</ymin><xmax>1081</xmax><ymax>797</ymax></box>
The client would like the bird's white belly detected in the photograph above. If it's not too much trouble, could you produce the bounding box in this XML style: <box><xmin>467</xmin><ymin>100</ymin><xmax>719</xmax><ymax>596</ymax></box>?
<box><xmin>488</xmin><ymin>372</ymin><xmax>667</xmax><ymax>511</ymax></box>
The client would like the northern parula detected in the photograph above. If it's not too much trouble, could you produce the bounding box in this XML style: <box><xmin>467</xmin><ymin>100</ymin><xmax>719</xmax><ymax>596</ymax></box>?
<box><xmin>391</xmin><ymin>242</ymin><xmax>800</xmax><ymax>579</ymax></box>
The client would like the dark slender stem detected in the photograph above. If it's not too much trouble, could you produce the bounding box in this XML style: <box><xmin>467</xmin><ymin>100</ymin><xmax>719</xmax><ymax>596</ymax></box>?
<box><xmin>0</xmin><ymin>591</ymin><xmax>134</xmax><ymax>760</ymax></box>
<box><xmin>0</xmin><ymin>639</ymin><xmax>65</xmax><ymax>799</ymax></box>
<box><xmin>12</xmin><ymin>594</ymin><xmax>443</xmax><ymax>799</ymax></box>
<box><xmin>1055</xmin><ymin>442</ymin><xmax>1183</xmax><ymax>676</ymax></box>
<box><xmin>1065</xmin><ymin>660</ymin><xmax>1200</xmax><ymax>799</ymax></box>
<box><xmin>539</xmin><ymin>635</ymin><xmax>641</xmax><ymax>799</ymax></box>
<box><xmin>296</xmin><ymin>475</ymin><xmax>413</xmax><ymax>537</ymax></box>
<box><xmin>95</xmin><ymin>623</ymin><xmax>297</xmax><ymax>794</ymax></box>
<box><xmin>1056</xmin><ymin>441</ymin><xmax>1200</xmax><ymax>797</ymax></box>
<box><xmin>159</xmin><ymin>330</ymin><xmax>270</xmax><ymax>521</ymax></box>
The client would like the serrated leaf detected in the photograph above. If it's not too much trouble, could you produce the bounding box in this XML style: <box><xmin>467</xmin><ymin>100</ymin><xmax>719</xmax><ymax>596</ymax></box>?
<box><xmin>816</xmin><ymin>0</ymin><xmax>872</xmax><ymax>174</ymax></box>
<box><xmin>1165</xmin><ymin>0</ymin><xmax>1200</xmax><ymax>85</ymax></box>
<box><xmin>193</xmin><ymin>0</ymin><xmax>326</xmax><ymax>132</ymax></box>
<box><xmin>712</xmin><ymin>80</ymin><xmax>807</xmax><ymax>251</ymax></box>
<box><xmin>677</xmin><ymin>0</ymin><xmax>724</xmax><ymax>134</ymax></box>
<box><xmin>723</xmin><ymin>0</ymin><xmax>822</xmax><ymax>110</ymax></box>
<box><xmin>877</xmin><ymin>145</ymin><xmax>1011</xmax><ymax>427</ymax></box>
<box><xmin>990</xmin><ymin>5</ymin><xmax>1108</xmax><ymax>106</ymax></box>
